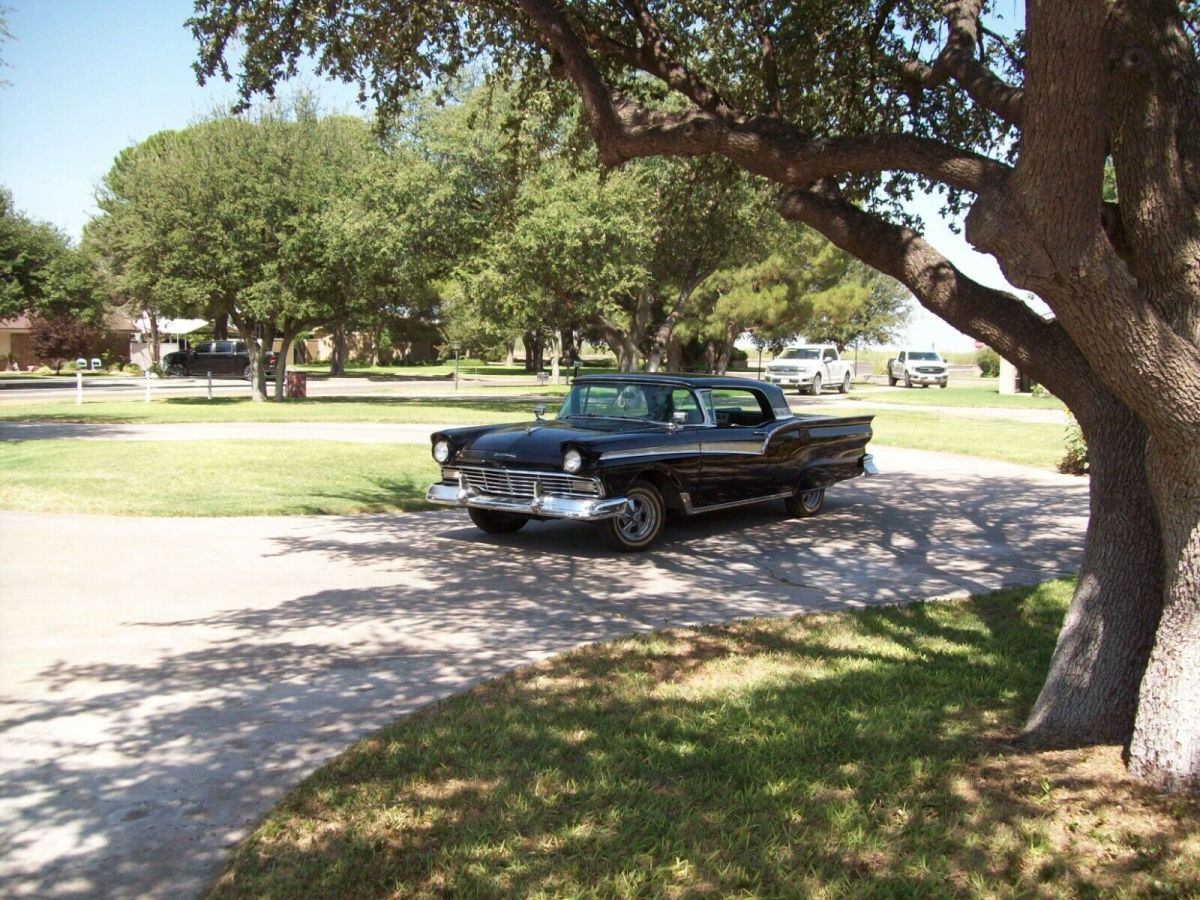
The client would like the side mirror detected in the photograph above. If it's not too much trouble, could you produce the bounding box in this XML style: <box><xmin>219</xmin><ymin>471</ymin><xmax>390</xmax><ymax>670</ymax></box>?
<box><xmin>534</xmin><ymin>404</ymin><xmax>546</xmax><ymax>420</ymax></box>
<box><xmin>670</xmin><ymin>410</ymin><xmax>688</xmax><ymax>428</ymax></box>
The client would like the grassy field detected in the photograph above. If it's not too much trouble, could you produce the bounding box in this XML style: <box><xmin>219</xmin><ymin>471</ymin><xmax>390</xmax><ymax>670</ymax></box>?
<box><xmin>207</xmin><ymin>579</ymin><xmax>1199</xmax><ymax>899</ymax></box>
<box><xmin>863</xmin><ymin>409</ymin><xmax>1066</xmax><ymax>469</ymax></box>
<box><xmin>0</xmin><ymin>396</ymin><xmax>551</xmax><ymax>425</ymax></box>
<box><xmin>852</xmin><ymin>380</ymin><xmax>1065</xmax><ymax>410</ymax></box>
<box><xmin>0</xmin><ymin>440</ymin><xmax>440</xmax><ymax>516</ymax></box>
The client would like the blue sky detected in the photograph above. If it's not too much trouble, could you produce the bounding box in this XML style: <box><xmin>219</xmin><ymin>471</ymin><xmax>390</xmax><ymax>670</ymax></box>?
<box><xmin>1</xmin><ymin>0</ymin><xmax>1012</xmax><ymax>351</ymax></box>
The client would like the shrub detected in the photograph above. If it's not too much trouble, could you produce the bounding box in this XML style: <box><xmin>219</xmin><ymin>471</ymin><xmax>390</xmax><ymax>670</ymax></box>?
<box><xmin>976</xmin><ymin>347</ymin><xmax>1001</xmax><ymax>377</ymax></box>
<box><xmin>1058</xmin><ymin>413</ymin><xmax>1089</xmax><ymax>475</ymax></box>
<box><xmin>29</xmin><ymin>314</ymin><xmax>101</xmax><ymax>373</ymax></box>
<box><xmin>123</xmin><ymin>363</ymin><xmax>143</xmax><ymax>376</ymax></box>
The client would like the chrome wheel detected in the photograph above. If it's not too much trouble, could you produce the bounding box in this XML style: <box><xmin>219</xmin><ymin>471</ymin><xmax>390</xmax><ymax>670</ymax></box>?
<box><xmin>810</xmin><ymin>374</ymin><xmax>822</xmax><ymax>395</ymax></box>
<box><xmin>839</xmin><ymin>372</ymin><xmax>851</xmax><ymax>394</ymax></box>
<box><xmin>785</xmin><ymin>487</ymin><xmax>825</xmax><ymax>518</ymax></box>
<box><xmin>605</xmin><ymin>483</ymin><xmax>665</xmax><ymax>551</ymax></box>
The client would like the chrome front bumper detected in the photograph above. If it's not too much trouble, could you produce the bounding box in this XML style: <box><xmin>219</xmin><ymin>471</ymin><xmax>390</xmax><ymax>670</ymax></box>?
<box><xmin>425</xmin><ymin>482</ymin><xmax>631</xmax><ymax>521</ymax></box>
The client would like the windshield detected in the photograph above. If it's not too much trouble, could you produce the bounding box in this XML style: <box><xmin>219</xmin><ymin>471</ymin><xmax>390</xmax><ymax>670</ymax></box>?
<box><xmin>777</xmin><ymin>348</ymin><xmax>820</xmax><ymax>360</ymax></box>
<box><xmin>908</xmin><ymin>351</ymin><xmax>943</xmax><ymax>361</ymax></box>
<box><xmin>557</xmin><ymin>382</ymin><xmax>702</xmax><ymax>424</ymax></box>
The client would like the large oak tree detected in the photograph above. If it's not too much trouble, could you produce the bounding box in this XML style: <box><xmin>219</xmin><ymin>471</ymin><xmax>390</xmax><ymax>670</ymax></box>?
<box><xmin>189</xmin><ymin>0</ymin><xmax>1200</xmax><ymax>792</ymax></box>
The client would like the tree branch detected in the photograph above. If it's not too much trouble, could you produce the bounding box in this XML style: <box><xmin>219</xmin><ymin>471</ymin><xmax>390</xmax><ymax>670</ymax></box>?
<box><xmin>900</xmin><ymin>0</ymin><xmax>1025</xmax><ymax>126</ymax></box>
<box><xmin>748</xmin><ymin>4</ymin><xmax>783</xmax><ymax>117</ymax></box>
<box><xmin>776</xmin><ymin>184</ymin><xmax>1097</xmax><ymax>412</ymax></box>
<box><xmin>523</xmin><ymin>0</ymin><xmax>1010</xmax><ymax>194</ymax></box>
<box><xmin>613</xmin><ymin>0</ymin><xmax>741</xmax><ymax>119</ymax></box>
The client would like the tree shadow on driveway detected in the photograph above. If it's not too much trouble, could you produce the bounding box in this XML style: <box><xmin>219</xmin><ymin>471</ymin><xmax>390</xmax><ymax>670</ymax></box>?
<box><xmin>0</xmin><ymin>456</ymin><xmax>1089</xmax><ymax>898</ymax></box>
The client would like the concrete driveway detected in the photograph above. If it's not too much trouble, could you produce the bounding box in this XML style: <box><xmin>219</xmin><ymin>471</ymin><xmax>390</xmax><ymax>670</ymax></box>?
<box><xmin>0</xmin><ymin>447</ymin><xmax>1089</xmax><ymax>898</ymax></box>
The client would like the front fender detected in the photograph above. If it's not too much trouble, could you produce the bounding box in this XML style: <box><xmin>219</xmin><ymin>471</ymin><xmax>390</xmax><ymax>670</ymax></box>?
<box><xmin>598</xmin><ymin>461</ymin><xmax>693</xmax><ymax>510</ymax></box>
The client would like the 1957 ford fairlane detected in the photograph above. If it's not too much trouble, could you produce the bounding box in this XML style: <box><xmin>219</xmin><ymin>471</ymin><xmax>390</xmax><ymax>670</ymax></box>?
<box><xmin>426</xmin><ymin>374</ymin><xmax>876</xmax><ymax>551</ymax></box>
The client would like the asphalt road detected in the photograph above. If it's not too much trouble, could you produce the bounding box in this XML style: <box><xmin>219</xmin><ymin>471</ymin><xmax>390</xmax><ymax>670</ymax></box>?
<box><xmin>0</xmin><ymin>446</ymin><xmax>1089</xmax><ymax>899</ymax></box>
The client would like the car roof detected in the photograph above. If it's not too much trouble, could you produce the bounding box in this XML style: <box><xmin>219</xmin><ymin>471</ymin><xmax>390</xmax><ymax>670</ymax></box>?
<box><xmin>573</xmin><ymin>373</ymin><xmax>778</xmax><ymax>391</ymax></box>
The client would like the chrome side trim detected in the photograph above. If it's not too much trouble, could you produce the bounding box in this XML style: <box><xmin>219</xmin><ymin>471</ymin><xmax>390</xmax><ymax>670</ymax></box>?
<box><xmin>600</xmin><ymin>445</ymin><xmax>698</xmax><ymax>462</ymax></box>
<box><xmin>682</xmin><ymin>490</ymin><xmax>794</xmax><ymax>515</ymax></box>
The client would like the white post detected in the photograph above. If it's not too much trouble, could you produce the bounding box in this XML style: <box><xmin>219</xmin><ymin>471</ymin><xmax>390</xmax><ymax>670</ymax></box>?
<box><xmin>75</xmin><ymin>371</ymin><xmax>83</xmax><ymax>405</ymax></box>
<box><xmin>207</xmin><ymin>370</ymin><xmax>213</xmax><ymax>400</ymax></box>
<box><xmin>999</xmin><ymin>357</ymin><xmax>1018</xmax><ymax>395</ymax></box>
<box><xmin>144</xmin><ymin>369</ymin><xmax>151</xmax><ymax>403</ymax></box>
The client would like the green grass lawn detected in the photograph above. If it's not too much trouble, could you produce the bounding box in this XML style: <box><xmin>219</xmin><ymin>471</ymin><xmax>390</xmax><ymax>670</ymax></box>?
<box><xmin>0</xmin><ymin>398</ymin><xmax>1073</xmax><ymax>518</ymax></box>
<box><xmin>852</xmin><ymin>380</ymin><xmax>1065</xmax><ymax>409</ymax></box>
<box><xmin>291</xmin><ymin>362</ymin><xmax>616</xmax><ymax>378</ymax></box>
<box><xmin>0</xmin><ymin>440</ymin><xmax>439</xmax><ymax>516</ymax></box>
<box><xmin>207</xmin><ymin>579</ymin><xmax>1200</xmax><ymax>899</ymax></box>
<box><xmin>864</xmin><ymin>409</ymin><xmax>1067</xmax><ymax>469</ymax></box>
<box><xmin>0</xmin><ymin>396</ymin><xmax>551</xmax><ymax>425</ymax></box>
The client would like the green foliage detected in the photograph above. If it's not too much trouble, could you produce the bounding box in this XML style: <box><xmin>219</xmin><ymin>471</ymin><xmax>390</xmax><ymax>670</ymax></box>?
<box><xmin>1059</xmin><ymin>413</ymin><xmax>1090</xmax><ymax>476</ymax></box>
<box><xmin>976</xmin><ymin>347</ymin><xmax>1001</xmax><ymax>377</ymax></box>
<box><xmin>1</xmin><ymin>187</ymin><xmax>103</xmax><ymax>322</ymax></box>
<box><xmin>28</xmin><ymin>314</ymin><xmax>102</xmax><ymax>373</ymax></box>
<box><xmin>87</xmin><ymin>99</ymin><xmax>453</xmax><ymax>395</ymax></box>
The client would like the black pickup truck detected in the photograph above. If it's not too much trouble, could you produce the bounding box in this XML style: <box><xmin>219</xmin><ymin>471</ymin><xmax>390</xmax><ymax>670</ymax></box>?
<box><xmin>161</xmin><ymin>340</ymin><xmax>276</xmax><ymax>378</ymax></box>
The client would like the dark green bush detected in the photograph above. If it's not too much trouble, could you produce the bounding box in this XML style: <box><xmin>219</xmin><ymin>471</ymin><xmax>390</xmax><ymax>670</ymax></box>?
<box><xmin>976</xmin><ymin>347</ymin><xmax>1001</xmax><ymax>377</ymax></box>
<box><xmin>1058</xmin><ymin>413</ymin><xmax>1089</xmax><ymax>475</ymax></box>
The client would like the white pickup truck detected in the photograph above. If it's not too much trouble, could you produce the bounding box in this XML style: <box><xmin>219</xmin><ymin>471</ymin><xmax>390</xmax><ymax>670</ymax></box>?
<box><xmin>763</xmin><ymin>344</ymin><xmax>854</xmax><ymax>395</ymax></box>
<box><xmin>887</xmin><ymin>349</ymin><xmax>949</xmax><ymax>388</ymax></box>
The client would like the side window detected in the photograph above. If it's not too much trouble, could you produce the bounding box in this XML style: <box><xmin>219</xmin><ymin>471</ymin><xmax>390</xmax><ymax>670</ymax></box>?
<box><xmin>214</xmin><ymin>341</ymin><xmax>235</xmax><ymax>354</ymax></box>
<box><xmin>710</xmin><ymin>389</ymin><xmax>773</xmax><ymax>426</ymax></box>
<box><xmin>823</xmin><ymin>349</ymin><xmax>836</xmax><ymax>362</ymax></box>
<box><xmin>669</xmin><ymin>389</ymin><xmax>703</xmax><ymax>425</ymax></box>
<box><xmin>195</xmin><ymin>342</ymin><xmax>214</xmax><ymax>354</ymax></box>
<box><xmin>898</xmin><ymin>351</ymin><xmax>906</xmax><ymax>362</ymax></box>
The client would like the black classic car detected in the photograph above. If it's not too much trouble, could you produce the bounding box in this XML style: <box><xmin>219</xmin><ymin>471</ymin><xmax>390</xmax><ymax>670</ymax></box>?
<box><xmin>161</xmin><ymin>340</ymin><xmax>276</xmax><ymax>378</ymax></box>
<box><xmin>426</xmin><ymin>374</ymin><xmax>876</xmax><ymax>551</ymax></box>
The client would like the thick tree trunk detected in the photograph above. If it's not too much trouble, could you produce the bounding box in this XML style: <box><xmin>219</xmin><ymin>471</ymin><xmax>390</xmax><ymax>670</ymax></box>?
<box><xmin>597</xmin><ymin>320</ymin><xmax>638</xmax><ymax>372</ymax></box>
<box><xmin>1024</xmin><ymin>405</ymin><xmax>1163</xmax><ymax>746</ymax></box>
<box><xmin>214</xmin><ymin>313</ymin><xmax>229</xmax><ymax>341</ymax></box>
<box><xmin>522</xmin><ymin>331</ymin><xmax>543</xmax><ymax>372</ymax></box>
<box><xmin>549</xmin><ymin>331</ymin><xmax>561</xmax><ymax>385</ymax></box>
<box><xmin>231</xmin><ymin>313</ymin><xmax>268</xmax><ymax>402</ymax></box>
<box><xmin>504</xmin><ymin>340</ymin><xmax>516</xmax><ymax>368</ymax></box>
<box><xmin>666</xmin><ymin>335</ymin><xmax>683</xmax><ymax>373</ymax></box>
<box><xmin>1128</xmin><ymin>441</ymin><xmax>1200</xmax><ymax>792</ymax></box>
<box><xmin>559</xmin><ymin>328</ymin><xmax>577</xmax><ymax>365</ymax></box>
<box><xmin>329</xmin><ymin>322</ymin><xmax>347</xmax><ymax>377</ymax></box>
<box><xmin>272</xmin><ymin>322</ymin><xmax>307</xmax><ymax>401</ymax></box>
<box><xmin>147</xmin><ymin>309</ymin><xmax>160</xmax><ymax>365</ymax></box>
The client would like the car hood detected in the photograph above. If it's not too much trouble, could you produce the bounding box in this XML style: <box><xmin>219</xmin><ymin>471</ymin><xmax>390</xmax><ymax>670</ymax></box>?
<box><xmin>456</xmin><ymin>419</ymin><xmax>667</xmax><ymax>465</ymax></box>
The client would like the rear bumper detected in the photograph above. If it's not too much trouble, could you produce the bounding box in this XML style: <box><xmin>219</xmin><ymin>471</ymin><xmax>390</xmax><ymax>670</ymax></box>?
<box><xmin>426</xmin><ymin>482</ymin><xmax>630</xmax><ymax>521</ymax></box>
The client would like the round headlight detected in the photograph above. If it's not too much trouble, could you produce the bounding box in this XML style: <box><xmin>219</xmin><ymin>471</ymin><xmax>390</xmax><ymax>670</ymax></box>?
<box><xmin>562</xmin><ymin>448</ymin><xmax>583</xmax><ymax>473</ymax></box>
<box><xmin>433</xmin><ymin>439</ymin><xmax>452</xmax><ymax>463</ymax></box>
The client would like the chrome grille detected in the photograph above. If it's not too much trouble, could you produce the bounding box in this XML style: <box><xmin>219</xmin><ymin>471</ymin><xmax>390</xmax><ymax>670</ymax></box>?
<box><xmin>916</xmin><ymin>366</ymin><xmax>944</xmax><ymax>374</ymax></box>
<box><xmin>456</xmin><ymin>466</ymin><xmax>601</xmax><ymax>499</ymax></box>
<box><xmin>769</xmin><ymin>365</ymin><xmax>800</xmax><ymax>374</ymax></box>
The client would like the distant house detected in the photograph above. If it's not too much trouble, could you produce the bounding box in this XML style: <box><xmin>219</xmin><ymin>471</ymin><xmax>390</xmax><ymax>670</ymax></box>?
<box><xmin>304</xmin><ymin>319</ymin><xmax>440</xmax><ymax>365</ymax></box>
<box><xmin>0</xmin><ymin>313</ymin><xmax>138</xmax><ymax>370</ymax></box>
